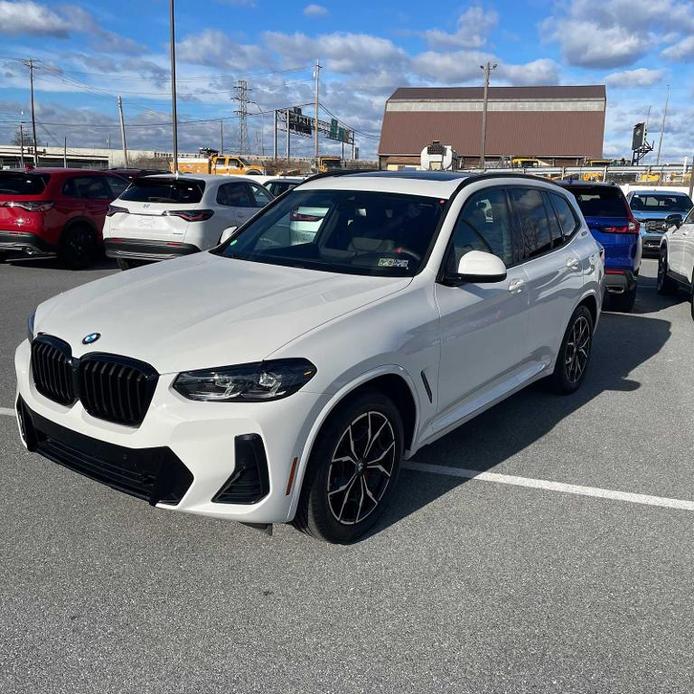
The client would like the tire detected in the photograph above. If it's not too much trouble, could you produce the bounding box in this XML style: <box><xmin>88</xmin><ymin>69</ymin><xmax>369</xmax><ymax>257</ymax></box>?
<box><xmin>657</xmin><ymin>250</ymin><xmax>678</xmax><ymax>295</ymax></box>
<box><xmin>550</xmin><ymin>305</ymin><xmax>594</xmax><ymax>395</ymax></box>
<box><xmin>293</xmin><ymin>390</ymin><xmax>403</xmax><ymax>543</ymax></box>
<box><xmin>608</xmin><ymin>285</ymin><xmax>636</xmax><ymax>313</ymax></box>
<box><xmin>58</xmin><ymin>225</ymin><xmax>97</xmax><ymax>269</ymax></box>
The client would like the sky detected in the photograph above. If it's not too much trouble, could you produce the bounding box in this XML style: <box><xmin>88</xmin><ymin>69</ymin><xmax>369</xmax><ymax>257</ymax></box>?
<box><xmin>0</xmin><ymin>0</ymin><xmax>693</xmax><ymax>162</ymax></box>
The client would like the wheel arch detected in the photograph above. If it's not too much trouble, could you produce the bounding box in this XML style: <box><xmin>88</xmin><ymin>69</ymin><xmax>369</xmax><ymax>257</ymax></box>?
<box><xmin>61</xmin><ymin>215</ymin><xmax>99</xmax><ymax>240</ymax></box>
<box><xmin>287</xmin><ymin>366</ymin><xmax>420</xmax><ymax>521</ymax></box>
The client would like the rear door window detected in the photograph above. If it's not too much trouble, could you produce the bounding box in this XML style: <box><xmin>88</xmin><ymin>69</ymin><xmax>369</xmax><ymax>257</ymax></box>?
<box><xmin>216</xmin><ymin>182</ymin><xmax>255</xmax><ymax>207</ymax></box>
<box><xmin>106</xmin><ymin>175</ymin><xmax>129</xmax><ymax>198</ymax></box>
<box><xmin>569</xmin><ymin>187</ymin><xmax>628</xmax><ymax>218</ymax></box>
<box><xmin>548</xmin><ymin>192</ymin><xmax>580</xmax><ymax>239</ymax></box>
<box><xmin>120</xmin><ymin>178</ymin><xmax>205</xmax><ymax>203</ymax></box>
<box><xmin>250</xmin><ymin>183</ymin><xmax>273</xmax><ymax>208</ymax></box>
<box><xmin>507</xmin><ymin>187</ymin><xmax>553</xmax><ymax>260</ymax></box>
<box><xmin>0</xmin><ymin>172</ymin><xmax>49</xmax><ymax>195</ymax></box>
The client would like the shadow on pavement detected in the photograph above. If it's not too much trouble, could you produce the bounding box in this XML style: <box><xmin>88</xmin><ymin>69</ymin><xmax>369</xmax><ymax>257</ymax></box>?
<box><xmin>2</xmin><ymin>256</ymin><xmax>118</xmax><ymax>272</ymax></box>
<box><xmin>373</xmin><ymin>308</ymin><xmax>672</xmax><ymax>539</ymax></box>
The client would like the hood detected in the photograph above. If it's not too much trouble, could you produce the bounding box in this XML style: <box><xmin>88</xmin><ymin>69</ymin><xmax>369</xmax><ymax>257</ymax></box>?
<box><xmin>35</xmin><ymin>253</ymin><xmax>411</xmax><ymax>373</ymax></box>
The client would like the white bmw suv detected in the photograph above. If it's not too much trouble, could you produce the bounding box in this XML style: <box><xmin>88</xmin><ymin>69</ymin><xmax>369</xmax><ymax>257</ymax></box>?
<box><xmin>16</xmin><ymin>172</ymin><xmax>603</xmax><ymax>543</ymax></box>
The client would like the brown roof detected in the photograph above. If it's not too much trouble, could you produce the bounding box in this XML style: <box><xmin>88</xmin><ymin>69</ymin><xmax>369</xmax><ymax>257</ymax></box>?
<box><xmin>388</xmin><ymin>85</ymin><xmax>606</xmax><ymax>101</ymax></box>
<box><xmin>378</xmin><ymin>110</ymin><xmax>605</xmax><ymax>159</ymax></box>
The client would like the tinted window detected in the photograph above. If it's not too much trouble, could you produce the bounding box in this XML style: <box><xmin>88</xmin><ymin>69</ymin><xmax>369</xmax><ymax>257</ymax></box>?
<box><xmin>568</xmin><ymin>186</ymin><xmax>628</xmax><ymax>218</ymax></box>
<box><xmin>217</xmin><ymin>182</ymin><xmax>254</xmax><ymax>207</ymax></box>
<box><xmin>448</xmin><ymin>188</ymin><xmax>515</xmax><ymax>269</ymax></box>
<box><xmin>106</xmin><ymin>175</ymin><xmax>128</xmax><ymax>198</ymax></box>
<box><xmin>215</xmin><ymin>189</ymin><xmax>446</xmax><ymax>277</ymax></box>
<box><xmin>120</xmin><ymin>178</ymin><xmax>205</xmax><ymax>203</ymax></box>
<box><xmin>250</xmin><ymin>183</ymin><xmax>273</xmax><ymax>208</ymax></box>
<box><xmin>0</xmin><ymin>172</ymin><xmax>49</xmax><ymax>195</ymax></box>
<box><xmin>63</xmin><ymin>176</ymin><xmax>111</xmax><ymax>200</ymax></box>
<box><xmin>630</xmin><ymin>193</ymin><xmax>692</xmax><ymax>213</ymax></box>
<box><xmin>508</xmin><ymin>187</ymin><xmax>553</xmax><ymax>259</ymax></box>
<box><xmin>268</xmin><ymin>181</ymin><xmax>297</xmax><ymax>196</ymax></box>
<box><xmin>215</xmin><ymin>158</ymin><xmax>226</xmax><ymax>168</ymax></box>
<box><xmin>549</xmin><ymin>192</ymin><xmax>579</xmax><ymax>238</ymax></box>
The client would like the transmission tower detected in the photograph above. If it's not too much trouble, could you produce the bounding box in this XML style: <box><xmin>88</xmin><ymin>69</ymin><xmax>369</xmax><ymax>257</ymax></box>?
<box><xmin>233</xmin><ymin>80</ymin><xmax>250</xmax><ymax>155</ymax></box>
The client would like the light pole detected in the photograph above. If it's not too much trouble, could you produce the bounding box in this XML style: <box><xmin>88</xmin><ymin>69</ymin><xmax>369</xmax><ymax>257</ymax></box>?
<box><xmin>169</xmin><ymin>0</ymin><xmax>179</xmax><ymax>172</ymax></box>
<box><xmin>479</xmin><ymin>61</ymin><xmax>497</xmax><ymax>169</ymax></box>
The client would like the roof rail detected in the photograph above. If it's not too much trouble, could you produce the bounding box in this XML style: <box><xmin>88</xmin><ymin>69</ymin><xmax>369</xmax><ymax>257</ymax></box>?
<box><xmin>301</xmin><ymin>168</ymin><xmax>380</xmax><ymax>183</ymax></box>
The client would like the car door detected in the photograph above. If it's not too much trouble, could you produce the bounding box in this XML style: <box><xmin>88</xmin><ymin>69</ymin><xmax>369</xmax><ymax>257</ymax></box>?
<box><xmin>105</xmin><ymin>175</ymin><xmax>129</xmax><ymax>200</ymax></box>
<box><xmin>215</xmin><ymin>181</ymin><xmax>259</xmax><ymax>227</ymax></box>
<box><xmin>78</xmin><ymin>176</ymin><xmax>113</xmax><ymax>237</ymax></box>
<box><xmin>60</xmin><ymin>176</ymin><xmax>88</xmax><ymax>225</ymax></box>
<box><xmin>509</xmin><ymin>187</ymin><xmax>585</xmax><ymax>370</ymax></box>
<box><xmin>434</xmin><ymin>186</ymin><xmax>532</xmax><ymax>426</ymax></box>
<box><xmin>676</xmin><ymin>206</ymin><xmax>694</xmax><ymax>282</ymax></box>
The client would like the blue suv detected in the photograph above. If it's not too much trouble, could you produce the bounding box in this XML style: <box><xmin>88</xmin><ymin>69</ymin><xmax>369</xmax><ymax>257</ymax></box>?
<box><xmin>558</xmin><ymin>182</ymin><xmax>641</xmax><ymax>312</ymax></box>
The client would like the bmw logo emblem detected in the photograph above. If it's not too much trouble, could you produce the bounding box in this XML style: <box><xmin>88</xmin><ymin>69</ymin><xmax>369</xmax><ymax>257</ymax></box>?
<box><xmin>82</xmin><ymin>332</ymin><xmax>101</xmax><ymax>345</ymax></box>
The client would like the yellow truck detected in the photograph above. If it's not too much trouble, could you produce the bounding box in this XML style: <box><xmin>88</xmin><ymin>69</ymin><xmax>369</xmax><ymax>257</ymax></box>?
<box><xmin>315</xmin><ymin>156</ymin><xmax>343</xmax><ymax>173</ymax></box>
<box><xmin>175</xmin><ymin>151</ymin><xmax>265</xmax><ymax>176</ymax></box>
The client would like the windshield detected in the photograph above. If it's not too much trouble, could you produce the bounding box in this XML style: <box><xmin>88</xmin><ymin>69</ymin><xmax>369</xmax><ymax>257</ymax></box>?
<box><xmin>119</xmin><ymin>177</ymin><xmax>205</xmax><ymax>203</ymax></box>
<box><xmin>630</xmin><ymin>193</ymin><xmax>692</xmax><ymax>213</ymax></box>
<box><xmin>0</xmin><ymin>172</ymin><xmax>49</xmax><ymax>195</ymax></box>
<box><xmin>214</xmin><ymin>189</ymin><xmax>447</xmax><ymax>277</ymax></box>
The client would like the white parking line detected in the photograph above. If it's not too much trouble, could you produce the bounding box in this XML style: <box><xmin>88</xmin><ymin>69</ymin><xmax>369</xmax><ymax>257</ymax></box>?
<box><xmin>403</xmin><ymin>461</ymin><xmax>694</xmax><ymax>512</ymax></box>
<box><xmin>0</xmin><ymin>407</ymin><xmax>15</xmax><ymax>417</ymax></box>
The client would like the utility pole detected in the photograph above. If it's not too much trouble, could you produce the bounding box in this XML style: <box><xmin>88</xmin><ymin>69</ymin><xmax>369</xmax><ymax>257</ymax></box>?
<box><xmin>117</xmin><ymin>96</ymin><xmax>129</xmax><ymax>167</ymax></box>
<box><xmin>285</xmin><ymin>108</ymin><xmax>290</xmax><ymax>162</ymax></box>
<box><xmin>479</xmin><ymin>61</ymin><xmax>497</xmax><ymax>169</ymax></box>
<box><xmin>233</xmin><ymin>80</ymin><xmax>249</xmax><ymax>155</ymax></box>
<box><xmin>220</xmin><ymin>120</ymin><xmax>224</xmax><ymax>154</ymax></box>
<box><xmin>313</xmin><ymin>60</ymin><xmax>321</xmax><ymax>166</ymax></box>
<box><xmin>63</xmin><ymin>137</ymin><xmax>67</xmax><ymax>167</ymax></box>
<box><xmin>656</xmin><ymin>84</ymin><xmax>670</xmax><ymax>166</ymax></box>
<box><xmin>19</xmin><ymin>122</ymin><xmax>25</xmax><ymax>167</ymax></box>
<box><xmin>169</xmin><ymin>0</ymin><xmax>179</xmax><ymax>172</ymax></box>
<box><xmin>24</xmin><ymin>59</ymin><xmax>39</xmax><ymax>165</ymax></box>
<box><xmin>273</xmin><ymin>110</ymin><xmax>278</xmax><ymax>161</ymax></box>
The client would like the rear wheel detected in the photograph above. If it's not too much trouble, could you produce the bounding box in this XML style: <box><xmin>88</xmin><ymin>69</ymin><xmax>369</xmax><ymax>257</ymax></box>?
<box><xmin>657</xmin><ymin>250</ymin><xmax>678</xmax><ymax>295</ymax></box>
<box><xmin>59</xmin><ymin>225</ymin><xmax>97</xmax><ymax>269</ymax></box>
<box><xmin>294</xmin><ymin>390</ymin><xmax>403</xmax><ymax>544</ymax></box>
<box><xmin>608</xmin><ymin>285</ymin><xmax>636</xmax><ymax>313</ymax></box>
<box><xmin>550</xmin><ymin>305</ymin><xmax>594</xmax><ymax>394</ymax></box>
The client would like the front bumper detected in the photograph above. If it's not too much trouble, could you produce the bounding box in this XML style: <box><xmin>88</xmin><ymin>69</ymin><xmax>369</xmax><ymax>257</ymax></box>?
<box><xmin>0</xmin><ymin>230</ymin><xmax>52</xmax><ymax>256</ymax></box>
<box><xmin>104</xmin><ymin>238</ymin><xmax>200</xmax><ymax>262</ymax></box>
<box><xmin>14</xmin><ymin>339</ymin><xmax>324</xmax><ymax>524</ymax></box>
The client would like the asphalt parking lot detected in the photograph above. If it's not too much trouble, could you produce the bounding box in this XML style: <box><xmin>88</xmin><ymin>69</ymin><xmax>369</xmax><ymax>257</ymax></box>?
<box><xmin>2</xmin><ymin>257</ymin><xmax>694</xmax><ymax>694</ymax></box>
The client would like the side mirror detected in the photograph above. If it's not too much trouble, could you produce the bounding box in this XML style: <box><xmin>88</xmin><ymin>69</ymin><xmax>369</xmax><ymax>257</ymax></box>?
<box><xmin>444</xmin><ymin>250</ymin><xmax>507</xmax><ymax>285</ymax></box>
<box><xmin>667</xmin><ymin>214</ymin><xmax>683</xmax><ymax>229</ymax></box>
<box><xmin>219</xmin><ymin>226</ymin><xmax>238</xmax><ymax>244</ymax></box>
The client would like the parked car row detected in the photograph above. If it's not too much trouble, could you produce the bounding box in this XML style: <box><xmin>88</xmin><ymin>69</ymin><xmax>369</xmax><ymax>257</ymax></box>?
<box><xmin>16</xmin><ymin>171</ymin><xmax>604</xmax><ymax>543</ymax></box>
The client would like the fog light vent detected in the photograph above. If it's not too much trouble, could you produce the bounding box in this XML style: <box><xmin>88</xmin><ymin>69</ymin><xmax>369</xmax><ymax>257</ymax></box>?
<box><xmin>212</xmin><ymin>434</ymin><xmax>270</xmax><ymax>504</ymax></box>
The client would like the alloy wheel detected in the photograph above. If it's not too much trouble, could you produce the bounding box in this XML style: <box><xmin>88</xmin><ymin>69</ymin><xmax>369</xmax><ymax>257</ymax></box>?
<box><xmin>326</xmin><ymin>411</ymin><xmax>396</xmax><ymax>525</ymax></box>
<box><xmin>565</xmin><ymin>315</ymin><xmax>591</xmax><ymax>385</ymax></box>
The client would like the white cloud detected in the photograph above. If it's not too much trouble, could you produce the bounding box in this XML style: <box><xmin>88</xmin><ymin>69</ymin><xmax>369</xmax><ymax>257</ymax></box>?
<box><xmin>0</xmin><ymin>0</ymin><xmax>70</xmax><ymax>36</ymax></box>
<box><xmin>303</xmin><ymin>4</ymin><xmax>328</xmax><ymax>17</ymax></box>
<box><xmin>543</xmin><ymin>0</ymin><xmax>694</xmax><ymax>68</ymax></box>
<box><xmin>662</xmin><ymin>36</ymin><xmax>694</xmax><ymax>61</ymax></box>
<box><xmin>178</xmin><ymin>29</ymin><xmax>270</xmax><ymax>70</ymax></box>
<box><xmin>604</xmin><ymin>67</ymin><xmax>665</xmax><ymax>87</ymax></box>
<box><xmin>423</xmin><ymin>6</ymin><xmax>498</xmax><ymax>49</ymax></box>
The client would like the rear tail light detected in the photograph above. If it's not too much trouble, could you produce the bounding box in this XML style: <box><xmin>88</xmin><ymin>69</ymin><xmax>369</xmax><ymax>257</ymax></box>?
<box><xmin>605</xmin><ymin>269</ymin><xmax>625</xmax><ymax>275</ymax></box>
<box><xmin>602</xmin><ymin>225</ymin><xmax>630</xmax><ymax>233</ymax></box>
<box><xmin>164</xmin><ymin>209</ymin><xmax>214</xmax><ymax>222</ymax></box>
<box><xmin>106</xmin><ymin>204</ymin><xmax>129</xmax><ymax>216</ymax></box>
<box><xmin>290</xmin><ymin>211</ymin><xmax>323</xmax><ymax>222</ymax></box>
<box><xmin>0</xmin><ymin>200</ymin><xmax>54</xmax><ymax>212</ymax></box>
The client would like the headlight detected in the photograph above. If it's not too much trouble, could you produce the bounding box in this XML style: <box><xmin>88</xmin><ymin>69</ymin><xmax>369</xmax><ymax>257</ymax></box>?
<box><xmin>172</xmin><ymin>359</ymin><xmax>317</xmax><ymax>402</ymax></box>
<box><xmin>27</xmin><ymin>309</ymin><xmax>36</xmax><ymax>342</ymax></box>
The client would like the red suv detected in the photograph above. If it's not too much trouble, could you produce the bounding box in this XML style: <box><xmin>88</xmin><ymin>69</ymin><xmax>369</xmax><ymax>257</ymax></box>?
<box><xmin>0</xmin><ymin>168</ymin><xmax>129</xmax><ymax>268</ymax></box>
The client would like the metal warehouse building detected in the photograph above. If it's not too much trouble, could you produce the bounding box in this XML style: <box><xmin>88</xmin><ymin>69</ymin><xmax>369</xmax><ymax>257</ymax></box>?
<box><xmin>378</xmin><ymin>85</ymin><xmax>606</xmax><ymax>169</ymax></box>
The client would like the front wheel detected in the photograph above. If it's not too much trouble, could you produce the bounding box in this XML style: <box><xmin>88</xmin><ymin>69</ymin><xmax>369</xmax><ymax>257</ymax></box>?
<box><xmin>657</xmin><ymin>250</ymin><xmax>678</xmax><ymax>295</ymax></box>
<box><xmin>294</xmin><ymin>390</ymin><xmax>403</xmax><ymax>543</ymax></box>
<box><xmin>550</xmin><ymin>305</ymin><xmax>594</xmax><ymax>394</ymax></box>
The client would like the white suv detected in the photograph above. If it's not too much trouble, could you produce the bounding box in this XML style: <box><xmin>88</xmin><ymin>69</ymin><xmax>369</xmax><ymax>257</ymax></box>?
<box><xmin>16</xmin><ymin>172</ymin><xmax>603</xmax><ymax>543</ymax></box>
<box><xmin>657</xmin><ymin>205</ymin><xmax>694</xmax><ymax>317</ymax></box>
<box><xmin>103</xmin><ymin>174</ymin><xmax>273</xmax><ymax>269</ymax></box>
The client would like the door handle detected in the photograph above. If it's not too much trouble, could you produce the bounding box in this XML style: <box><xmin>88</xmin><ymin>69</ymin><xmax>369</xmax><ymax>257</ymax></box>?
<box><xmin>566</xmin><ymin>257</ymin><xmax>581</xmax><ymax>271</ymax></box>
<box><xmin>508</xmin><ymin>278</ymin><xmax>525</xmax><ymax>293</ymax></box>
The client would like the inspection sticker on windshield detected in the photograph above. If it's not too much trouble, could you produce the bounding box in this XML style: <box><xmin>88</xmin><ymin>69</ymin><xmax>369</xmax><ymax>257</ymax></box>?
<box><xmin>378</xmin><ymin>258</ymin><xmax>409</xmax><ymax>268</ymax></box>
